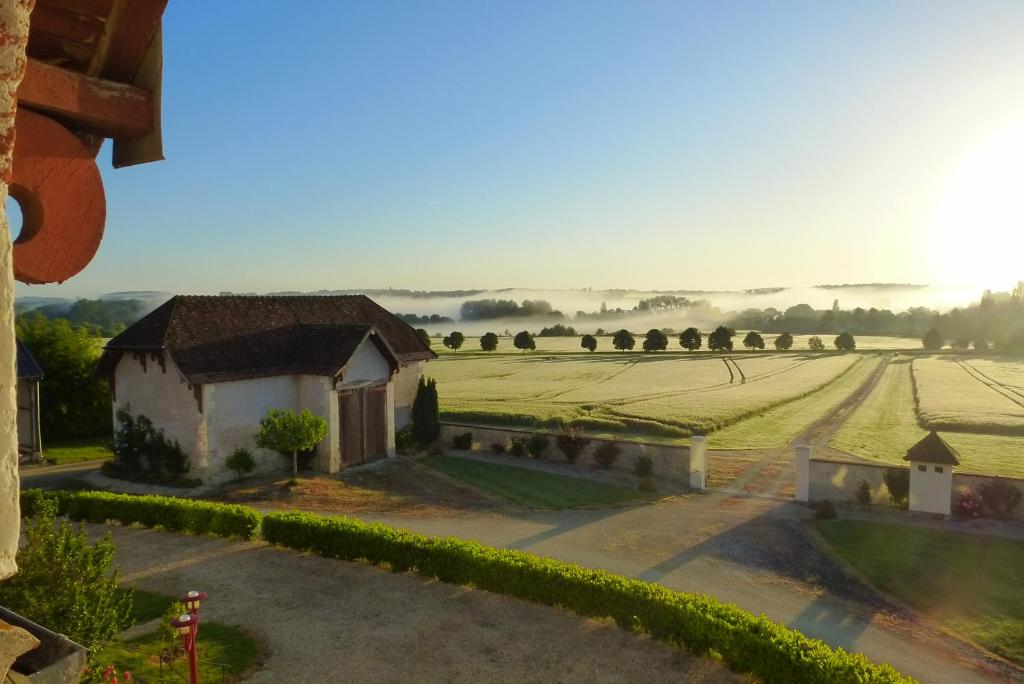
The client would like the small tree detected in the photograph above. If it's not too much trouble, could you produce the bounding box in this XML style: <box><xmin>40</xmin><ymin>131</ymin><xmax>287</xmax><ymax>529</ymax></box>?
<box><xmin>708</xmin><ymin>326</ymin><xmax>734</xmax><ymax>352</ymax></box>
<box><xmin>922</xmin><ymin>328</ymin><xmax>944</xmax><ymax>351</ymax></box>
<box><xmin>594</xmin><ymin>442</ymin><xmax>621</xmax><ymax>470</ymax></box>
<box><xmin>226</xmin><ymin>448</ymin><xmax>255</xmax><ymax>481</ymax></box>
<box><xmin>442</xmin><ymin>331</ymin><xmax>465</xmax><ymax>352</ymax></box>
<box><xmin>978</xmin><ymin>478</ymin><xmax>1022</xmax><ymax>519</ymax></box>
<box><xmin>774</xmin><ymin>332</ymin><xmax>794</xmax><ymax>350</ymax></box>
<box><xmin>256</xmin><ymin>408</ymin><xmax>329</xmax><ymax>479</ymax></box>
<box><xmin>416</xmin><ymin>328</ymin><xmax>431</xmax><ymax>348</ymax></box>
<box><xmin>513</xmin><ymin>330</ymin><xmax>536</xmax><ymax>353</ymax></box>
<box><xmin>974</xmin><ymin>339</ymin><xmax>989</xmax><ymax>352</ymax></box>
<box><xmin>555</xmin><ymin>426</ymin><xmax>591</xmax><ymax>463</ymax></box>
<box><xmin>411</xmin><ymin>377</ymin><xmax>440</xmax><ymax>446</ymax></box>
<box><xmin>612</xmin><ymin>329</ymin><xmax>635</xmax><ymax>351</ymax></box>
<box><xmin>883</xmin><ymin>467</ymin><xmax>910</xmax><ymax>508</ymax></box>
<box><xmin>679</xmin><ymin>327</ymin><xmax>702</xmax><ymax>351</ymax></box>
<box><xmin>808</xmin><ymin>335</ymin><xmax>825</xmax><ymax>351</ymax></box>
<box><xmin>580</xmin><ymin>334</ymin><xmax>597</xmax><ymax>352</ymax></box>
<box><xmin>834</xmin><ymin>332</ymin><xmax>856</xmax><ymax>351</ymax></box>
<box><xmin>479</xmin><ymin>331</ymin><xmax>499</xmax><ymax>352</ymax></box>
<box><xmin>742</xmin><ymin>331</ymin><xmax>765</xmax><ymax>350</ymax></box>
<box><xmin>951</xmin><ymin>337</ymin><xmax>970</xmax><ymax>351</ymax></box>
<box><xmin>642</xmin><ymin>328</ymin><xmax>668</xmax><ymax>352</ymax></box>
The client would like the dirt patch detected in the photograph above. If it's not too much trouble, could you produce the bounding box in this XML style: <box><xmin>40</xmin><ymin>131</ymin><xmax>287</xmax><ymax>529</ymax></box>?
<box><xmin>102</xmin><ymin>525</ymin><xmax>742</xmax><ymax>683</ymax></box>
<box><xmin>706</xmin><ymin>453</ymin><xmax>760</xmax><ymax>488</ymax></box>
<box><xmin>213</xmin><ymin>459</ymin><xmax>511</xmax><ymax>517</ymax></box>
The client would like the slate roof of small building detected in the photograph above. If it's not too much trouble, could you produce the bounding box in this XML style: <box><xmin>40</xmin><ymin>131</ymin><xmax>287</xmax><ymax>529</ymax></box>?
<box><xmin>16</xmin><ymin>339</ymin><xmax>44</xmax><ymax>380</ymax></box>
<box><xmin>903</xmin><ymin>430</ymin><xmax>961</xmax><ymax>466</ymax></box>
<box><xmin>99</xmin><ymin>295</ymin><xmax>435</xmax><ymax>384</ymax></box>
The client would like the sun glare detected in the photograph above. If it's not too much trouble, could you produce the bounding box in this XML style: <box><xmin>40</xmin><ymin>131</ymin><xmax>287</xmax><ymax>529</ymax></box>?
<box><xmin>930</xmin><ymin>122</ymin><xmax>1024</xmax><ymax>292</ymax></box>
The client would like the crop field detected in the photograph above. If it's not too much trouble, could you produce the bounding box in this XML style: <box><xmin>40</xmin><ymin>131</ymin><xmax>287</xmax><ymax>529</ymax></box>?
<box><xmin>433</xmin><ymin>352</ymin><xmax>863</xmax><ymax>440</ymax></box>
<box><xmin>430</xmin><ymin>334</ymin><xmax>919</xmax><ymax>355</ymax></box>
<box><xmin>912</xmin><ymin>356</ymin><xmax>1024</xmax><ymax>434</ymax></box>
<box><xmin>831</xmin><ymin>358</ymin><xmax>1024</xmax><ymax>477</ymax></box>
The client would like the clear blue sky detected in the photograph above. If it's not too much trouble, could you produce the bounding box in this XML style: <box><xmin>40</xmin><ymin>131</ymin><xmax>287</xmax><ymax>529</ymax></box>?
<box><xmin>16</xmin><ymin>0</ymin><xmax>1024</xmax><ymax>298</ymax></box>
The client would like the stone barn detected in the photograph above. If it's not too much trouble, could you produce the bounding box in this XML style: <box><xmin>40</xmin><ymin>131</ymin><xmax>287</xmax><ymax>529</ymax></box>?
<box><xmin>99</xmin><ymin>295</ymin><xmax>435</xmax><ymax>483</ymax></box>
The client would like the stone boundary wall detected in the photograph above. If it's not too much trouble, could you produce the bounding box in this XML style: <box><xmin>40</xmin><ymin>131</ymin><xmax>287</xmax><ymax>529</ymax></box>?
<box><xmin>807</xmin><ymin>457</ymin><xmax>1024</xmax><ymax>520</ymax></box>
<box><xmin>439</xmin><ymin>422</ymin><xmax>692</xmax><ymax>482</ymax></box>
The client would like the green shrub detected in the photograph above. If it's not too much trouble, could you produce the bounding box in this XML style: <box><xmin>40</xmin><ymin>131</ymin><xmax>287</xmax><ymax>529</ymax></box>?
<box><xmin>261</xmin><ymin>512</ymin><xmax>909</xmax><ymax>684</ymax></box>
<box><xmin>100</xmin><ymin>461</ymin><xmax>203</xmax><ymax>488</ymax></box>
<box><xmin>0</xmin><ymin>499</ymin><xmax>132</xmax><ymax>654</ymax></box>
<box><xmin>594</xmin><ymin>442</ymin><xmax>621</xmax><ymax>470</ymax></box>
<box><xmin>395</xmin><ymin>428</ymin><xmax>416</xmax><ymax>454</ymax></box>
<box><xmin>526</xmin><ymin>435</ymin><xmax>549</xmax><ymax>458</ymax></box>
<box><xmin>883</xmin><ymin>468</ymin><xmax>910</xmax><ymax>508</ymax></box>
<box><xmin>225</xmin><ymin>448</ymin><xmax>256</xmax><ymax>480</ymax></box>
<box><xmin>412</xmin><ymin>377</ymin><xmax>440</xmax><ymax>446</ymax></box>
<box><xmin>815</xmin><ymin>500</ymin><xmax>838</xmax><ymax>519</ymax></box>
<box><xmin>509</xmin><ymin>437</ymin><xmax>528</xmax><ymax>457</ymax></box>
<box><xmin>112</xmin><ymin>407</ymin><xmax>191</xmax><ymax>476</ymax></box>
<box><xmin>978</xmin><ymin>478</ymin><xmax>1022</xmax><ymax>519</ymax></box>
<box><xmin>20</xmin><ymin>490</ymin><xmax>261</xmax><ymax>540</ymax></box>
<box><xmin>855</xmin><ymin>480</ymin><xmax>871</xmax><ymax>505</ymax></box>
<box><xmin>452</xmin><ymin>432</ymin><xmax>473</xmax><ymax>450</ymax></box>
<box><xmin>634</xmin><ymin>455</ymin><xmax>654</xmax><ymax>478</ymax></box>
<box><xmin>555</xmin><ymin>427</ymin><xmax>591</xmax><ymax>464</ymax></box>
<box><xmin>490</xmin><ymin>442</ymin><xmax>506</xmax><ymax>454</ymax></box>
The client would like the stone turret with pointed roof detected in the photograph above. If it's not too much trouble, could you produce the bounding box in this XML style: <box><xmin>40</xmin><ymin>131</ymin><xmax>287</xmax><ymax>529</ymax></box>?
<box><xmin>904</xmin><ymin>430</ymin><xmax>958</xmax><ymax>516</ymax></box>
<box><xmin>904</xmin><ymin>430</ymin><xmax>961</xmax><ymax>466</ymax></box>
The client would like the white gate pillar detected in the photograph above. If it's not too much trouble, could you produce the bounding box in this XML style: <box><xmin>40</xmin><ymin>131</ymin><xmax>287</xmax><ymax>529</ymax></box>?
<box><xmin>795</xmin><ymin>445</ymin><xmax>812</xmax><ymax>501</ymax></box>
<box><xmin>689</xmin><ymin>435</ymin><xmax>707</xmax><ymax>490</ymax></box>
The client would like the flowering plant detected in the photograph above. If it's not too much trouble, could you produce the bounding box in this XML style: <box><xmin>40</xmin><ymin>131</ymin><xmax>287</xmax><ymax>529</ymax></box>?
<box><xmin>958</xmin><ymin>490</ymin><xmax>982</xmax><ymax>517</ymax></box>
<box><xmin>83</xmin><ymin>664</ymin><xmax>132</xmax><ymax>684</ymax></box>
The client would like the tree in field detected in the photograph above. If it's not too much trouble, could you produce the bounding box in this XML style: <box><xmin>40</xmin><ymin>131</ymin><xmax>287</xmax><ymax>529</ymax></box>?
<box><xmin>15</xmin><ymin>314</ymin><xmax>113</xmax><ymax>440</ymax></box>
<box><xmin>411</xmin><ymin>377</ymin><xmax>440</xmax><ymax>446</ymax></box>
<box><xmin>808</xmin><ymin>335</ymin><xmax>825</xmax><ymax>351</ymax></box>
<box><xmin>742</xmin><ymin>331</ymin><xmax>765</xmax><ymax>350</ymax></box>
<box><xmin>974</xmin><ymin>339</ymin><xmax>989</xmax><ymax>352</ymax></box>
<box><xmin>922</xmin><ymin>328</ymin><xmax>944</xmax><ymax>351</ymax></box>
<box><xmin>612</xmin><ymin>329</ymin><xmax>635</xmax><ymax>351</ymax></box>
<box><xmin>479</xmin><ymin>331</ymin><xmax>499</xmax><ymax>352</ymax></box>
<box><xmin>643</xmin><ymin>329</ymin><xmax>668</xmax><ymax>352</ymax></box>
<box><xmin>707</xmin><ymin>326</ymin><xmax>734</xmax><ymax>352</ymax></box>
<box><xmin>442</xmin><ymin>331</ymin><xmax>465</xmax><ymax>352</ymax></box>
<box><xmin>415</xmin><ymin>328</ymin><xmax>431</xmax><ymax>348</ymax></box>
<box><xmin>255</xmin><ymin>408</ymin><xmax>328</xmax><ymax>479</ymax></box>
<box><xmin>580</xmin><ymin>334</ymin><xmax>597</xmax><ymax>352</ymax></box>
<box><xmin>951</xmin><ymin>337</ymin><xmax>971</xmax><ymax>351</ymax></box>
<box><xmin>774</xmin><ymin>332</ymin><xmax>794</xmax><ymax>350</ymax></box>
<box><xmin>679</xmin><ymin>327</ymin><xmax>702</xmax><ymax>351</ymax></box>
<box><xmin>834</xmin><ymin>332</ymin><xmax>856</xmax><ymax>351</ymax></box>
<box><xmin>513</xmin><ymin>330</ymin><xmax>536</xmax><ymax>353</ymax></box>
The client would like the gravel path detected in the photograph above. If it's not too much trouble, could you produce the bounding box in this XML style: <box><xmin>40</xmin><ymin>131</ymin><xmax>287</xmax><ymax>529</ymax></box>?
<box><xmin>100</xmin><ymin>525</ymin><xmax>740</xmax><ymax>683</ymax></box>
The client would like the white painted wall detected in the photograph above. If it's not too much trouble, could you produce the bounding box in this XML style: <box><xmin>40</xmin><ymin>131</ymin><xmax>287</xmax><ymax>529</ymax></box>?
<box><xmin>908</xmin><ymin>461</ymin><xmax>954</xmax><ymax>515</ymax></box>
<box><xmin>345</xmin><ymin>338</ymin><xmax>392</xmax><ymax>383</ymax></box>
<box><xmin>393</xmin><ymin>361</ymin><xmax>425</xmax><ymax>429</ymax></box>
<box><xmin>113</xmin><ymin>353</ymin><xmax>204</xmax><ymax>465</ymax></box>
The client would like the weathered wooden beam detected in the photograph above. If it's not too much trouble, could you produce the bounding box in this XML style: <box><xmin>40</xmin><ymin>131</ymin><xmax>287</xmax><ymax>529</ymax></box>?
<box><xmin>18</xmin><ymin>57</ymin><xmax>152</xmax><ymax>138</ymax></box>
<box><xmin>95</xmin><ymin>0</ymin><xmax>166</xmax><ymax>82</ymax></box>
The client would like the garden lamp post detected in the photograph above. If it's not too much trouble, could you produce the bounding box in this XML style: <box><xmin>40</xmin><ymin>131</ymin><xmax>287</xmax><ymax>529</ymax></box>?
<box><xmin>171</xmin><ymin>590</ymin><xmax>206</xmax><ymax>684</ymax></box>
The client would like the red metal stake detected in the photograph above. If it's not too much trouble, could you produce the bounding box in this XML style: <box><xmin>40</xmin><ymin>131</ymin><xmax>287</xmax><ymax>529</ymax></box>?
<box><xmin>171</xmin><ymin>591</ymin><xmax>208</xmax><ymax>684</ymax></box>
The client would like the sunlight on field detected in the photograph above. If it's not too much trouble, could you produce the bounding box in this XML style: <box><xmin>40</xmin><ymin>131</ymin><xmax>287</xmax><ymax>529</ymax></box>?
<box><xmin>831</xmin><ymin>358</ymin><xmax>1024</xmax><ymax>478</ymax></box>
<box><xmin>913</xmin><ymin>356</ymin><xmax>1024</xmax><ymax>433</ymax></box>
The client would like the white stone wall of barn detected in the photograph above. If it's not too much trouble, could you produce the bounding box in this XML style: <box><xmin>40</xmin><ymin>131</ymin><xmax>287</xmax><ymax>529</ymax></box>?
<box><xmin>337</xmin><ymin>337</ymin><xmax>397</xmax><ymax>462</ymax></box>
<box><xmin>113</xmin><ymin>354</ymin><xmax>204</xmax><ymax>469</ymax></box>
<box><xmin>392</xmin><ymin>361</ymin><xmax>425</xmax><ymax>429</ymax></box>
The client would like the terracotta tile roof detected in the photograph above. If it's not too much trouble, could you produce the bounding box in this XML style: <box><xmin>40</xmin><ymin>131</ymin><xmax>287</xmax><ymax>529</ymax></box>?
<box><xmin>99</xmin><ymin>295</ymin><xmax>434</xmax><ymax>384</ymax></box>
<box><xmin>903</xmin><ymin>430</ymin><xmax>961</xmax><ymax>466</ymax></box>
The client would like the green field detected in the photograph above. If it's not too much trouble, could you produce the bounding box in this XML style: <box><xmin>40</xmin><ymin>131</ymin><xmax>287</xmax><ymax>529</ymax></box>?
<box><xmin>422</xmin><ymin>455</ymin><xmax>648</xmax><ymax>508</ymax></box>
<box><xmin>831</xmin><ymin>358</ymin><xmax>1024</xmax><ymax>477</ymax></box>
<box><xmin>818</xmin><ymin>519</ymin><xmax>1024</xmax><ymax>666</ymax></box>
<box><xmin>41</xmin><ymin>437</ymin><xmax>112</xmax><ymax>465</ymax></box>
<box><xmin>913</xmin><ymin>356</ymin><xmax>1024</xmax><ymax>434</ymax></box>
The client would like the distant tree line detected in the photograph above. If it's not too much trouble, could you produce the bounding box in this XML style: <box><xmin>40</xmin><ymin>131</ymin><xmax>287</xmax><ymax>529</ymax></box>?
<box><xmin>397</xmin><ymin>313</ymin><xmax>454</xmax><ymax>325</ymax></box>
<box><xmin>18</xmin><ymin>298</ymin><xmax>148</xmax><ymax>337</ymax></box>
<box><xmin>459</xmin><ymin>299</ymin><xmax>560</xmax><ymax>320</ymax></box>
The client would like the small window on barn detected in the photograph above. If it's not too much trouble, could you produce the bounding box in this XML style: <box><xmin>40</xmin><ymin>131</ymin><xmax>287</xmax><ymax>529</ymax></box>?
<box><xmin>918</xmin><ymin>465</ymin><xmax>926</xmax><ymax>472</ymax></box>
<box><xmin>934</xmin><ymin>466</ymin><xmax>943</xmax><ymax>474</ymax></box>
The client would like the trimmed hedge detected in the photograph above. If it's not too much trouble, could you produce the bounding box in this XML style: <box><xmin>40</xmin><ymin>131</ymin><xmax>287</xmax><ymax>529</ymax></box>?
<box><xmin>20</xmin><ymin>490</ymin><xmax>260</xmax><ymax>540</ymax></box>
<box><xmin>263</xmin><ymin>512</ymin><xmax>911</xmax><ymax>683</ymax></box>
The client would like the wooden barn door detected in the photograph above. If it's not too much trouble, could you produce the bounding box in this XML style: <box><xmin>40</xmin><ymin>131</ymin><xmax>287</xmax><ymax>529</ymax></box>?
<box><xmin>339</xmin><ymin>384</ymin><xmax>389</xmax><ymax>467</ymax></box>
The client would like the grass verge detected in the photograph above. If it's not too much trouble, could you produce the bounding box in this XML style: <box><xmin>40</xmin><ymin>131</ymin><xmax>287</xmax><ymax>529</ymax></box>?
<box><xmin>422</xmin><ymin>455</ymin><xmax>647</xmax><ymax>508</ymax></box>
<box><xmin>39</xmin><ymin>436</ymin><xmax>112</xmax><ymax>465</ymax></box>
<box><xmin>817</xmin><ymin>518</ymin><xmax>1024</xmax><ymax>666</ymax></box>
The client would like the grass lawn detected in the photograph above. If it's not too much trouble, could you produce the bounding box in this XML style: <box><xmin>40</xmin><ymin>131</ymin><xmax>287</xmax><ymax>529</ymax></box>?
<box><xmin>709</xmin><ymin>355</ymin><xmax>880</xmax><ymax>449</ymax></box>
<box><xmin>122</xmin><ymin>587</ymin><xmax>177</xmax><ymax>624</ymax></box>
<box><xmin>93</xmin><ymin>621</ymin><xmax>259</xmax><ymax>683</ymax></box>
<box><xmin>830</xmin><ymin>359</ymin><xmax>1024</xmax><ymax>478</ymax></box>
<box><xmin>422</xmin><ymin>455</ymin><xmax>648</xmax><ymax>508</ymax></box>
<box><xmin>817</xmin><ymin>519</ymin><xmax>1024</xmax><ymax>666</ymax></box>
<box><xmin>41</xmin><ymin>436</ymin><xmax>112</xmax><ymax>465</ymax></box>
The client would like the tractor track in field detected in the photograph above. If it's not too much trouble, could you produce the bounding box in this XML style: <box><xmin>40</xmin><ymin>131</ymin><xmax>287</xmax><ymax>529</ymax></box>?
<box><xmin>798</xmin><ymin>354</ymin><xmax>891</xmax><ymax>451</ymax></box>
<box><xmin>956</xmin><ymin>359</ymin><xmax>1024</xmax><ymax>407</ymax></box>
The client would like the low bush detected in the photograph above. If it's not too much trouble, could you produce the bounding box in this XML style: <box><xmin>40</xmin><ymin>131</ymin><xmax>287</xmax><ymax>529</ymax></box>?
<box><xmin>883</xmin><ymin>468</ymin><xmax>909</xmax><ymax>509</ymax></box>
<box><xmin>957</xmin><ymin>490</ymin><xmax>982</xmax><ymax>518</ymax></box>
<box><xmin>594</xmin><ymin>442</ymin><xmax>621</xmax><ymax>470</ymax></box>
<box><xmin>855</xmin><ymin>480</ymin><xmax>871</xmax><ymax>505</ymax></box>
<box><xmin>112</xmin><ymin>407</ymin><xmax>190</xmax><ymax>476</ymax></box>
<box><xmin>20</xmin><ymin>490</ymin><xmax>261</xmax><ymax>540</ymax></box>
<box><xmin>509</xmin><ymin>438</ymin><xmax>528</xmax><ymax>457</ymax></box>
<box><xmin>395</xmin><ymin>428</ymin><xmax>416</xmax><ymax>454</ymax></box>
<box><xmin>527</xmin><ymin>435</ymin><xmax>549</xmax><ymax>459</ymax></box>
<box><xmin>225</xmin><ymin>448</ymin><xmax>256</xmax><ymax>481</ymax></box>
<box><xmin>555</xmin><ymin>427</ymin><xmax>591</xmax><ymax>464</ymax></box>
<box><xmin>262</xmin><ymin>512</ymin><xmax>909</xmax><ymax>684</ymax></box>
<box><xmin>451</xmin><ymin>432</ymin><xmax>473</xmax><ymax>450</ymax></box>
<box><xmin>634</xmin><ymin>455</ymin><xmax>654</xmax><ymax>478</ymax></box>
<box><xmin>815</xmin><ymin>500</ymin><xmax>837</xmax><ymax>520</ymax></box>
<box><xmin>490</xmin><ymin>442</ymin><xmax>506</xmax><ymax>454</ymax></box>
<box><xmin>978</xmin><ymin>478</ymin><xmax>1022</xmax><ymax>519</ymax></box>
